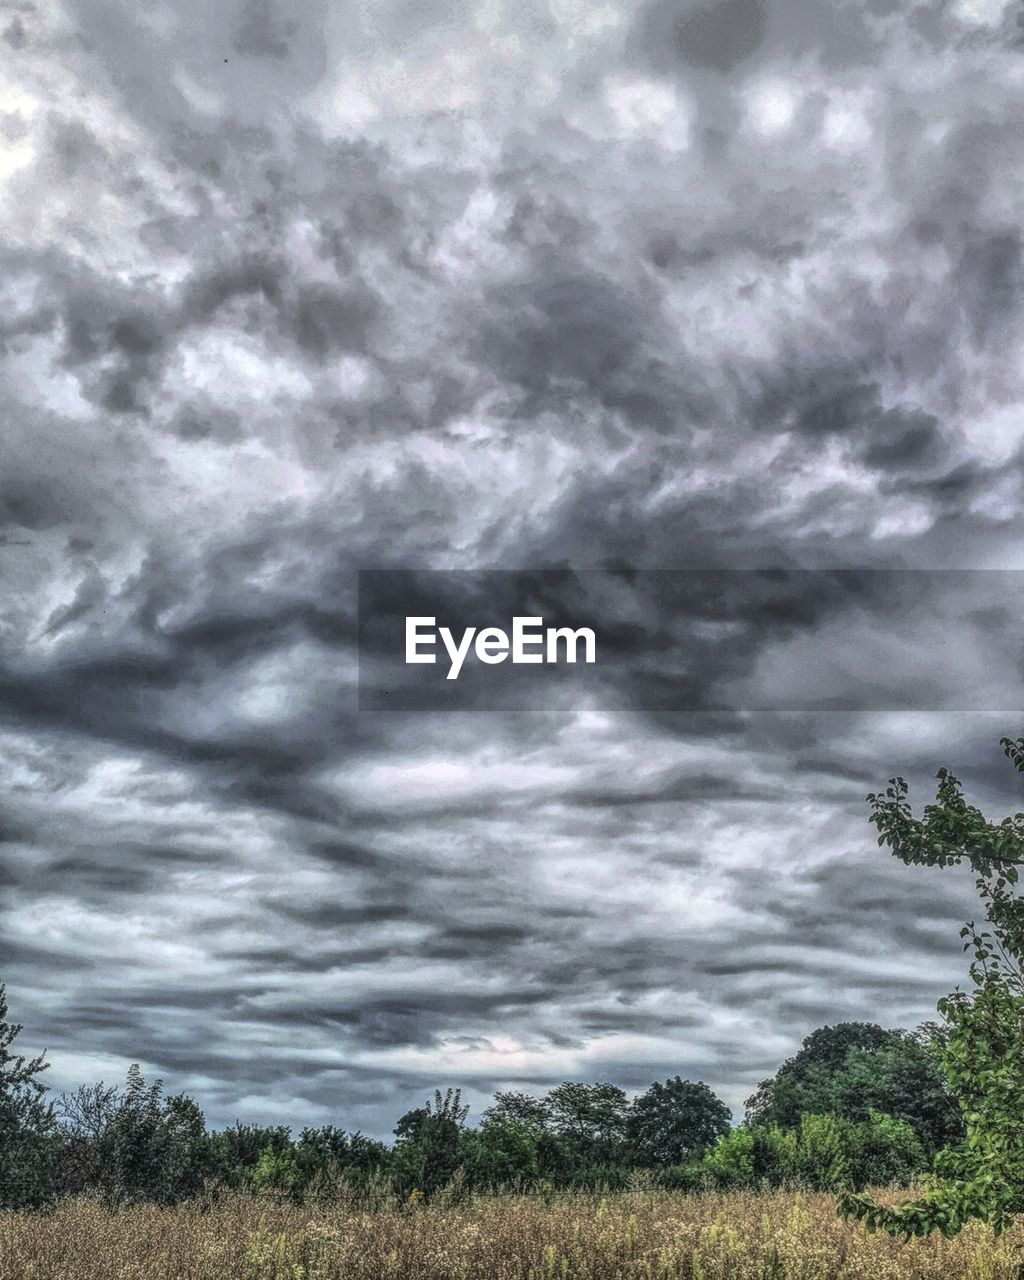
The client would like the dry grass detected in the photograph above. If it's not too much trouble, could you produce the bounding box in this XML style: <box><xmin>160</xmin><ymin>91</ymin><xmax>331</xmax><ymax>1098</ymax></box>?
<box><xmin>1</xmin><ymin>1189</ymin><xmax>1021</xmax><ymax>1280</ymax></box>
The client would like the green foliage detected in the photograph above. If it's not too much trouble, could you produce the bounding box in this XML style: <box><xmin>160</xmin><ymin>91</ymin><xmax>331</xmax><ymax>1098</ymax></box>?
<box><xmin>701</xmin><ymin>1121</ymin><xmax>804</xmax><ymax>1191</ymax></box>
<box><xmin>295</xmin><ymin>1126</ymin><xmax>390</xmax><ymax>1192</ymax></box>
<box><xmin>0</xmin><ymin>984</ymin><xmax>58</xmax><ymax>1209</ymax></box>
<box><xmin>201</xmin><ymin>1123</ymin><xmax>391</xmax><ymax>1201</ymax></box>
<box><xmin>851</xmin><ymin>1110</ymin><xmax>927</xmax><ymax>1189</ymax></box>
<box><xmin>627</xmin><ymin>1077</ymin><xmax>731</xmax><ymax>1167</ymax></box>
<box><xmin>794</xmin><ymin>1114</ymin><xmax>850</xmax><ymax>1190</ymax></box>
<box><xmin>466</xmin><ymin>1113</ymin><xmax>548</xmax><ymax>1187</ymax></box>
<box><xmin>206</xmin><ymin>1122</ymin><xmax>294</xmax><ymax>1189</ymax></box>
<box><xmin>701</xmin><ymin>1110</ymin><xmax>925</xmax><ymax>1193</ymax></box>
<box><xmin>746</xmin><ymin>1022</ymin><xmax>960</xmax><ymax>1155</ymax></box>
<box><xmin>544</xmin><ymin>1081</ymin><xmax>630</xmax><ymax>1166</ymax></box>
<box><xmin>840</xmin><ymin>735</ymin><xmax>1024</xmax><ymax>1238</ymax></box>
<box><xmin>701</xmin><ymin>1126</ymin><xmax>758</xmax><ymax>1188</ymax></box>
<box><xmin>251</xmin><ymin>1145</ymin><xmax>302</xmax><ymax>1197</ymax></box>
<box><xmin>391</xmin><ymin>1088</ymin><xmax>470</xmax><ymax>1194</ymax></box>
<box><xmin>0</xmin><ymin>956</ymin><xmax>967</xmax><ymax>1215</ymax></box>
<box><xmin>89</xmin><ymin>1065</ymin><xmax>209</xmax><ymax>1206</ymax></box>
<box><xmin>487</xmin><ymin>1090</ymin><xmax>553</xmax><ymax>1125</ymax></box>
<box><xmin>56</xmin><ymin>1065</ymin><xmax>210</xmax><ymax>1206</ymax></box>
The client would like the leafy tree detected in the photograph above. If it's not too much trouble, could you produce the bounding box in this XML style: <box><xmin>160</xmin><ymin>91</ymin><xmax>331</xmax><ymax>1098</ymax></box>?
<box><xmin>700</xmin><ymin>1111</ymin><xmax>926</xmax><ymax>1193</ymax></box>
<box><xmin>544</xmin><ymin>1081</ymin><xmax>629</xmax><ymax>1165</ymax></box>
<box><xmin>294</xmin><ymin>1125</ymin><xmax>390</xmax><ymax>1196</ymax></box>
<box><xmin>297</xmin><ymin>1125</ymin><xmax>388</xmax><ymax>1173</ymax></box>
<box><xmin>841</xmin><ymin>736</ymin><xmax>1024</xmax><ymax>1237</ymax></box>
<box><xmin>789</xmin><ymin>1112</ymin><xmax>925</xmax><ymax>1192</ymax></box>
<box><xmin>159</xmin><ymin>1091</ymin><xmax>208</xmax><ymax>1200</ymax></box>
<box><xmin>393</xmin><ymin>1105</ymin><xmax>430</xmax><ymax>1144</ymax></box>
<box><xmin>746</xmin><ymin>1022</ymin><xmax>892</xmax><ymax>1125</ymax></box>
<box><xmin>701</xmin><ymin>1126</ymin><xmax>756</xmax><ymax>1188</ymax></box>
<box><xmin>837</xmin><ymin>1029</ymin><xmax>962</xmax><ymax>1154</ymax></box>
<box><xmin>747</xmin><ymin>1022</ymin><xmax>960</xmax><ymax>1154</ymax></box>
<box><xmin>483</xmin><ymin>1090</ymin><xmax>553</xmax><ymax>1128</ymax></box>
<box><xmin>56</xmin><ymin>1082</ymin><xmax>121</xmax><ymax>1194</ymax></box>
<box><xmin>793</xmin><ymin>1114</ymin><xmax>850</xmax><ymax>1190</ymax></box>
<box><xmin>105</xmin><ymin>1065</ymin><xmax>172</xmax><ymax>1203</ymax></box>
<box><xmin>251</xmin><ymin>1145</ymin><xmax>302</xmax><ymax>1197</ymax></box>
<box><xmin>206</xmin><ymin>1122</ymin><xmax>293</xmax><ymax>1188</ymax></box>
<box><xmin>627</xmin><ymin>1077</ymin><xmax>731</xmax><ymax>1166</ymax></box>
<box><xmin>0</xmin><ymin>984</ymin><xmax>57</xmax><ymax>1209</ymax></box>
<box><xmin>467</xmin><ymin>1113</ymin><xmax>555</xmax><ymax>1187</ymax></box>
<box><xmin>700</xmin><ymin>1122</ymin><xmax>794</xmax><ymax>1189</ymax></box>
<box><xmin>392</xmin><ymin>1088</ymin><xmax>469</xmax><ymax>1194</ymax></box>
<box><xmin>68</xmin><ymin>1064</ymin><xmax>209</xmax><ymax>1206</ymax></box>
<box><xmin>849</xmin><ymin>1111</ymin><xmax>927</xmax><ymax>1189</ymax></box>
<box><xmin>344</xmin><ymin>1130</ymin><xmax>392</xmax><ymax>1173</ymax></box>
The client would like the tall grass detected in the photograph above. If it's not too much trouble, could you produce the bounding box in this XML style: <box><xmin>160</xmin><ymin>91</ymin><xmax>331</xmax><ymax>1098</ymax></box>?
<box><xmin>0</xmin><ymin>1188</ymin><xmax>1020</xmax><ymax>1280</ymax></box>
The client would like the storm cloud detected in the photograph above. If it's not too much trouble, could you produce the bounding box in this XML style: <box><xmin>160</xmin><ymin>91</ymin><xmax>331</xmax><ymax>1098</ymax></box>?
<box><xmin>2</xmin><ymin>0</ymin><xmax>1024</xmax><ymax>1135</ymax></box>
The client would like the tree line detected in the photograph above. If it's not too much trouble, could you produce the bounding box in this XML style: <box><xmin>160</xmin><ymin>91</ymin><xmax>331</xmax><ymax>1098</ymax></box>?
<box><xmin>0</xmin><ymin>981</ymin><xmax>960</xmax><ymax>1210</ymax></box>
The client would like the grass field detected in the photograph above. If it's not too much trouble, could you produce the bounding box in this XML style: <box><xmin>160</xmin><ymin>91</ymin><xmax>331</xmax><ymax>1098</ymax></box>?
<box><xmin>1</xmin><ymin>1189</ymin><xmax>1021</xmax><ymax>1280</ymax></box>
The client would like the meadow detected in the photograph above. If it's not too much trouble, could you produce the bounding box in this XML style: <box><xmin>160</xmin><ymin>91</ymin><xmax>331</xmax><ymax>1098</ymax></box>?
<box><xmin>1</xmin><ymin>1188</ymin><xmax>1020</xmax><ymax>1280</ymax></box>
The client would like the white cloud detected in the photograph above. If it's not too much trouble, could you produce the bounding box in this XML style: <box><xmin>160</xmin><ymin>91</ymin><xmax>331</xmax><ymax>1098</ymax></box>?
<box><xmin>742</xmin><ymin>76</ymin><xmax>801</xmax><ymax>137</ymax></box>
<box><xmin>1</xmin><ymin>0</ymin><xmax>1022</xmax><ymax>1137</ymax></box>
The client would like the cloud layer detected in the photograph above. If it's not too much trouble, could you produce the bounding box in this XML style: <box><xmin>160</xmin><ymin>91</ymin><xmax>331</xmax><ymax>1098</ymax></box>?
<box><xmin>2</xmin><ymin>0</ymin><xmax>1024</xmax><ymax>1133</ymax></box>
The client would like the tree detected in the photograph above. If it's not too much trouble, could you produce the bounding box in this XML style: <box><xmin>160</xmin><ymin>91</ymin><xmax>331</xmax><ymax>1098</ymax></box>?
<box><xmin>0</xmin><ymin>984</ymin><xmax>57</xmax><ymax>1209</ymax></box>
<box><xmin>700</xmin><ymin>1111</ymin><xmax>926</xmax><ymax>1192</ymax></box>
<box><xmin>483</xmin><ymin>1090</ymin><xmax>553</xmax><ymax>1128</ymax></box>
<box><xmin>467</xmin><ymin>1113</ymin><xmax>549</xmax><ymax>1187</ymax></box>
<box><xmin>391</xmin><ymin>1088</ymin><xmax>469</xmax><ymax>1194</ymax></box>
<box><xmin>206</xmin><ymin>1122</ymin><xmax>293</xmax><ymax>1189</ymax></box>
<box><xmin>746</xmin><ymin>1022</ymin><xmax>961</xmax><ymax>1154</ymax></box>
<box><xmin>849</xmin><ymin>1110</ymin><xmax>927</xmax><ymax>1189</ymax></box>
<box><xmin>627</xmin><ymin>1077</ymin><xmax>731</xmax><ymax>1166</ymax></box>
<box><xmin>56</xmin><ymin>1081</ymin><xmax>121</xmax><ymax>1193</ymax></box>
<box><xmin>292</xmin><ymin>1126</ymin><xmax>390</xmax><ymax>1197</ymax></box>
<box><xmin>544</xmin><ymin>1081</ymin><xmax>630</xmax><ymax>1166</ymax></box>
<box><xmin>836</xmin><ymin>1028</ymin><xmax>962</xmax><ymax>1154</ymax></box>
<box><xmin>251</xmin><ymin>1144</ymin><xmax>301</xmax><ymax>1198</ymax></box>
<box><xmin>840</xmin><ymin>736</ymin><xmax>1024</xmax><ymax>1237</ymax></box>
<box><xmin>158</xmin><ymin>1091</ymin><xmax>208</xmax><ymax>1201</ymax></box>
<box><xmin>702</xmin><ymin>1122</ymin><xmax>797</xmax><ymax>1189</ymax></box>
<box><xmin>746</xmin><ymin>1022</ymin><xmax>893</xmax><ymax>1126</ymax></box>
<box><xmin>68</xmin><ymin>1064</ymin><xmax>210</xmax><ymax>1206</ymax></box>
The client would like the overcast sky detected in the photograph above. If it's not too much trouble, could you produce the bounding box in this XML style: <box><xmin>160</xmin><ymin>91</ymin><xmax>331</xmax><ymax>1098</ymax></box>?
<box><xmin>2</xmin><ymin>0</ymin><xmax>1024</xmax><ymax>1137</ymax></box>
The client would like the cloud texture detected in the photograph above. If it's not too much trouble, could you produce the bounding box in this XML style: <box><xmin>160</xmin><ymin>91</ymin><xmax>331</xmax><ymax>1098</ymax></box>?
<box><xmin>2</xmin><ymin>0</ymin><xmax>1024</xmax><ymax>1133</ymax></box>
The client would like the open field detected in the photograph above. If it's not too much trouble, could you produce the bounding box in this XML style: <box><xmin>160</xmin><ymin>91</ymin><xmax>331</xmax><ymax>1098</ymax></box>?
<box><xmin>1</xmin><ymin>1190</ymin><xmax>1021</xmax><ymax>1280</ymax></box>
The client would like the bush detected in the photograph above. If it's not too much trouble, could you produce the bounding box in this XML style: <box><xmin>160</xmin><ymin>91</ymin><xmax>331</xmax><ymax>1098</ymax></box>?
<box><xmin>0</xmin><ymin>985</ymin><xmax>58</xmax><ymax>1210</ymax></box>
<box><xmin>700</xmin><ymin>1111</ymin><xmax>929</xmax><ymax>1193</ymax></box>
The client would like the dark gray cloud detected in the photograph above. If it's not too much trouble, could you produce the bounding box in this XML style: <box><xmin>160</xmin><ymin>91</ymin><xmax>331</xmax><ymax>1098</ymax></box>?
<box><xmin>636</xmin><ymin>0</ymin><xmax>770</xmax><ymax>74</ymax></box>
<box><xmin>1</xmin><ymin>0</ymin><xmax>1024</xmax><ymax>1136</ymax></box>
